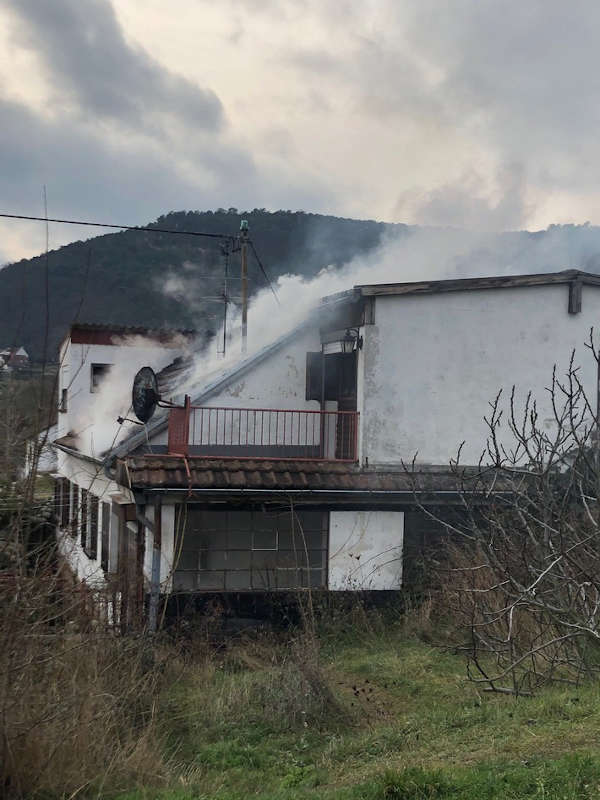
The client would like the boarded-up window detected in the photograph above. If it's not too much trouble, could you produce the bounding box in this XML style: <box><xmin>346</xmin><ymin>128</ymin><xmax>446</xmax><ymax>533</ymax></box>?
<box><xmin>173</xmin><ymin>508</ymin><xmax>328</xmax><ymax>592</ymax></box>
<box><xmin>101</xmin><ymin>502</ymin><xmax>110</xmax><ymax>572</ymax></box>
<box><xmin>89</xmin><ymin>495</ymin><xmax>99</xmax><ymax>559</ymax></box>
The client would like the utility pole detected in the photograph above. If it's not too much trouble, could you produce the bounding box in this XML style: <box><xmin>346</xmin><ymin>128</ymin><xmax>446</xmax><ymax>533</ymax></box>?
<box><xmin>240</xmin><ymin>219</ymin><xmax>249</xmax><ymax>354</ymax></box>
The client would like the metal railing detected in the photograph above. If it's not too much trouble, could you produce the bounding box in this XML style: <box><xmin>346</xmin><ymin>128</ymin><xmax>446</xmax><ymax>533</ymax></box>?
<box><xmin>167</xmin><ymin>405</ymin><xmax>358</xmax><ymax>461</ymax></box>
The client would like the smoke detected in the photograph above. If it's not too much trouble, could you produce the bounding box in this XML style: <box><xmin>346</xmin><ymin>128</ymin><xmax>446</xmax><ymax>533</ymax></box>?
<box><xmin>71</xmin><ymin>333</ymin><xmax>192</xmax><ymax>457</ymax></box>
<box><xmin>72</xmin><ymin>221</ymin><xmax>600</xmax><ymax>457</ymax></box>
<box><xmin>175</xmin><ymin>223</ymin><xmax>600</xmax><ymax>398</ymax></box>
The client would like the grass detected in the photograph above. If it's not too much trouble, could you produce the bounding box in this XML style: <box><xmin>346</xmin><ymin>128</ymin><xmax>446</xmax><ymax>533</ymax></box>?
<box><xmin>115</xmin><ymin>618</ymin><xmax>600</xmax><ymax>800</ymax></box>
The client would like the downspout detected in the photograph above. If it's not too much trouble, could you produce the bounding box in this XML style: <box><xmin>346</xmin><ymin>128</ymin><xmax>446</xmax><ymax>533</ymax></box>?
<box><xmin>147</xmin><ymin>494</ymin><xmax>162</xmax><ymax>633</ymax></box>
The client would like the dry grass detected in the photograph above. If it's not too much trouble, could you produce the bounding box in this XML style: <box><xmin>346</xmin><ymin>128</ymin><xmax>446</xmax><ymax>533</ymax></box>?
<box><xmin>0</xmin><ymin>553</ymin><xmax>172</xmax><ymax>799</ymax></box>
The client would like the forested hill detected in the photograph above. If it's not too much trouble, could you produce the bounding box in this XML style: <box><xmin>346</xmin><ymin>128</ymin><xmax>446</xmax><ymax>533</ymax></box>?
<box><xmin>0</xmin><ymin>209</ymin><xmax>407</xmax><ymax>361</ymax></box>
<box><xmin>3</xmin><ymin>209</ymin><xmax>600</xmax><ymax>361</ymax></box>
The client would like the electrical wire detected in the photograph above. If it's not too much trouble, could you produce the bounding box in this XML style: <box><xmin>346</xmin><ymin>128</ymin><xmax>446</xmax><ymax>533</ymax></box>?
<box><xmin>2</xmin><ymin>211</ymin><xmax>282</xmax><ymax>315</ymax></box>
<box><xmin>248</xmin><ymin>239</ymin><xmax>280</xmax><ymax>305</ymax></box>
<box><xmin>0</xmin><ymin>212</ymin><xmax>235</xmax><ymax>242</ymax></box>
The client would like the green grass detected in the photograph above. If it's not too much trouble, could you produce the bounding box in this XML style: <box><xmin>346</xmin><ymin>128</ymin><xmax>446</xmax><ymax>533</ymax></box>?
<box><xmin>114</xmin><ymin>621</ymin><xmax>600</xmax><ymax>800</ymax></box>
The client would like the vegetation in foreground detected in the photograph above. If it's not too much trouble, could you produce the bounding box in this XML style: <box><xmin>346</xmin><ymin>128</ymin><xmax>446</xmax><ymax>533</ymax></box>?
<box><xmin>120</xmin><ymin>614</ymin><xmax>600</xmax><ymax>800</ymax></box>
<box><xmin>7</xmin><ymin>576</ymin><xmax>600</xmax><ymax>800</ymax></box>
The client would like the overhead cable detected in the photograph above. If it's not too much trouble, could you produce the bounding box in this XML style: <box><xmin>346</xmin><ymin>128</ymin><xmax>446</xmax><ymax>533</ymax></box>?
<box><xmin>249</xmin><ymin>239</ymin><xmax>280</xmax><ymax>305</ymax></box>
<box><xmin>0</xmin><ymin>212</ymin><xmax>235</xmax><ymax>241</ymax></box>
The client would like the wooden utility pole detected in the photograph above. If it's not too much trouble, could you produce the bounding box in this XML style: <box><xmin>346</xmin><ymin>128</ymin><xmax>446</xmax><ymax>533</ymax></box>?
<box><xmin>240</xmin><ymin>219</ymin><xmax>249</xmax><ymax>354</ymax></box>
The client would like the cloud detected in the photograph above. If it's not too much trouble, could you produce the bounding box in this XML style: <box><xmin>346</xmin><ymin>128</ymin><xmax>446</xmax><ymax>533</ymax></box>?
<box><xmin>1</xmin><ymin>0</ymin><xmax>223</xmax><ymax>133</ymax></box>
<box><xmin>395</xmin><ymin>163</ymin><xmax>531</xmax><ymax>232</ymax></box>
<box><xmin>3</xmin><ymin>0</ymin><xmax>600</xmax><ymax>262</ymax></box>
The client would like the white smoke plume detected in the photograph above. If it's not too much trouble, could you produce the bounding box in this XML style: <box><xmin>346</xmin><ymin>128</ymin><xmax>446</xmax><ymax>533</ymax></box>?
<box><xmin>178</xmin><ymin>224</ymin><xmax>595</xmax><ymax>397</ymax></box>
<box><xmin>71</xmin><ymin>334</ymin><xmax>192</xmax><ymax>456</ymax></box>
<box><xmin>77</xmin><ymin>222</ymin><xmax>600</xmax><ymax>455</ymax></box>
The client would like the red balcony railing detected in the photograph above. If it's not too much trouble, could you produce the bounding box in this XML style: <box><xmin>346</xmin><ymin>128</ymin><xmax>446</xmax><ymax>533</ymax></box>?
<box><xmin>167</xmin><ymin>404</ymin><xmax>358</xmax><ymax>462</ymax></box>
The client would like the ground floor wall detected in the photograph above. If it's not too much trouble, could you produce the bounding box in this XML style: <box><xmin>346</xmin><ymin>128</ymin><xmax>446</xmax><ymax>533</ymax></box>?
<box><xmin>165</xmin><ymin>504</ymin><xmax>404</xmax><ymax>593</ymax></box>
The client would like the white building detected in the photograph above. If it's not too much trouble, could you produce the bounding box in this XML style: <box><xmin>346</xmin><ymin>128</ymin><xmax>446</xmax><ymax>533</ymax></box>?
<box><xmin>51</xmin><ymin>271</ymin><xmax>600</xmax><ymax>625</ymax></box>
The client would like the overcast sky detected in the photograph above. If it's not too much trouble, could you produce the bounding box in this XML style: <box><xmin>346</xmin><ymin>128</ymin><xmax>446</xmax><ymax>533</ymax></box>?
<box><xmin>1</xmin><ymin>0</ymin><xmax>599</xmax><ymax>264</ymax></box>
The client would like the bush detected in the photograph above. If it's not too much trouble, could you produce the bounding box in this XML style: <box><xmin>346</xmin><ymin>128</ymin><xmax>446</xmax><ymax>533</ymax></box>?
<box><xmin>0</xmin><ymin>548</ymin><xmax>171</xmax><ymax>798</ymax></box>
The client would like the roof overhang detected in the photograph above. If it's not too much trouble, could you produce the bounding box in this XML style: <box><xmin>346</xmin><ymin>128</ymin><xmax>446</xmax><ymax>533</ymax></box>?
<box><xmin>352</xmin><ymin>268</ymin><xmax>600</xmax><ymax>298</ymax></box>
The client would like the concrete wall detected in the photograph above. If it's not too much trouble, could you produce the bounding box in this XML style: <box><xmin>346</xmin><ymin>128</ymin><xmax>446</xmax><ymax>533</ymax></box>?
<box><xmin>361</xmin><ymin>284</ymin><xmax>600</xmax><ymax>466</ymax></box>
<box><xmin>328</xmin><ymin>510</ymin><xmax>403</xmax><ymax>589</ymax></box>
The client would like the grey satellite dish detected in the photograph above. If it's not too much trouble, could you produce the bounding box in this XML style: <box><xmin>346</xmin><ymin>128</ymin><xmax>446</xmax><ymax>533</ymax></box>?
<box><xmin>132</xmin><ymin>366</ymin><xmax>160</xmax><ymax>423</ymax></box>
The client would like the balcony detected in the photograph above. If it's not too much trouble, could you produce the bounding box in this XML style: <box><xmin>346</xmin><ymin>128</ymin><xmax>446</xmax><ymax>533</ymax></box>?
<box><xmin>167</xmin><ymin>405</ymin><xmax>359</xmax><ymax>462</ymax></box>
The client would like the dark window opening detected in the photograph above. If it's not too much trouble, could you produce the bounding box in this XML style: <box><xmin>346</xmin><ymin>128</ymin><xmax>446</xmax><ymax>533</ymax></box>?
<box><xmin>69</xmin><ymin>484</ymin><xmax>78</xmax><ymax>537</ymax></box>
<box><xmin>173</xmin><ymin>508</ymin><xmax>328</xmax><ymax>592</ymax></box>
<box><xmin>55</xmin><ymin>478</ymin><xmax>70</xmax><ymax>528</ymax></box>
<box><xmin>306</xmin><ymin>351</ymin><xmax>357</xmax><ymax>408</ymax></box>
<box><xmin>59</xmin><ymin>388</ymin><xmax>68</xmax><ymax>413</ymax></box>
<box><xmin>88</xmin><ymin>494</ymin><xmax>99</xmax><ymax>559</ymax></box>
<box><xmin>91</xmin><ymin>363</ymin><xmax>112</xmax><ymax>393</ymax></box>
<box><xmin>101</xmin><ymin>501</ymin><xmax>110</xmax><ymax>572</ymax></box>
<box><xmin>80</xmin><ymin>488</ymin><xmax>88</xmax><ymax>550</ymax></box>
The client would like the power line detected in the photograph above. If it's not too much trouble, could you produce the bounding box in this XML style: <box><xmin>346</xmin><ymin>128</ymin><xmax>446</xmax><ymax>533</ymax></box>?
<box><xmin>1</xmin><ymin>209</ymin><xmax>281</xmax><ymax>305</ymax></box>
<box><xmin>0</xmin><ymin>212</ymin><xmax>235</xmax><ymax>241</ymax></box>
<box><xmin>249</xmin><ymin>239</ymin><xmax>280</xmax><ymax>306</ymax></box>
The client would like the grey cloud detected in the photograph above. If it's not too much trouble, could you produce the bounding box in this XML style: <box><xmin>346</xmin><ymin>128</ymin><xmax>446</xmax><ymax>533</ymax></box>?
<box><xmin>402</xmin><ymin>1</ymin><xmax>600</xmax><ymax>190</ymax></box>
<box><xmin>2</xmin><ymin>0</ymin><xmax>223</xmax><ymax>132</ymax></box>
<box><xmin>396</xmin><ymin>163</ymin><xmax>531</xmax><ymax>232</ymax></box>
<box><xmin>281</xmin><ymin>0</ymin><xmax>600</xmax><ymax>217</ymax></box>
<box><xmin>0</xmin><ymin>97</ymin><xmax>334</xmax><ymax>256</ymax></box>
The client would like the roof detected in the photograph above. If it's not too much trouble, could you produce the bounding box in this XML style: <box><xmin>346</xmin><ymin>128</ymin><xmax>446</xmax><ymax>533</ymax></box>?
<box><xmin>68</xmin><ymin>323</ymin><xmax>197</xmax><ymax>348</ymax></box>
<box><xmin>351</xmin><ymin>268</ymin><xmax>600</xmax><ymax>298</ymax></box>
<box><xmin>119</xmin><ymin>456</ymin><xmax>503</xmax><ymax>498</ymax></box>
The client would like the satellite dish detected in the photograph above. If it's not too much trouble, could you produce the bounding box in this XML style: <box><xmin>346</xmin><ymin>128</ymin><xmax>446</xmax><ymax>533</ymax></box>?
<box><xmin>132</xmin><ymin>366</ymin><xmax>160</xmax><ymax>423</ymax></box>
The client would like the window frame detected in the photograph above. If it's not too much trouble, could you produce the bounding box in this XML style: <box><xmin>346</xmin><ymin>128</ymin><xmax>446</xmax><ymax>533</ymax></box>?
<box><xmin>90</xmin><ymin>363</ymin><xmax>113</xmax><ymax>393</ymax></box>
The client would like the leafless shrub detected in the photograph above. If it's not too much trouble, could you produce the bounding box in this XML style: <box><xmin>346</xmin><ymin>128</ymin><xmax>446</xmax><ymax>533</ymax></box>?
<box><xmin>0</xmin><ymin>541</ymin><xmax>172</xmax><ymax>799</ymax></box>
<box><xmin>406</xmin><ymin>333</ymin><xmax>600</xmax><ymax>695</ymax></box>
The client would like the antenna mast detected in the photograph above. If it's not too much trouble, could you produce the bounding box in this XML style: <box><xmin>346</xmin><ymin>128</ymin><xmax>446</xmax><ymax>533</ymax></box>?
<box><xmin>240</xmin><ymin>219</ymin><xmax>249</xmax><ymax>354</ymax></box>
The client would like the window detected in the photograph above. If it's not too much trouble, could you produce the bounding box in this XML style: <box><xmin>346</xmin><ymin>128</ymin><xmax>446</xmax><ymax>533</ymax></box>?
<box><xmin>173</xmin><ymin>508</ymin><xmax>328</xmax><ymax>592</ymax></box>
<box><xmin>89</xmin><ymin>495</ymin><xmax>99</xmax><ymax>559</ymax></box>
<box><xmin>100</xmin><ymin>502</ymin><xmax>110</xmax><ymax>572</ymax></box>
<box><xmin>59</xmin><ymin>388</ymin><xmax>68</xmax><ymax>413</ymax></box>
<box><xmin>80</xmin><ymin>488</ymin><xmax>88</xmax><ymax>549</ymax></box>
<box><xmin>54</xmin><ymin>478</ymin><xmax>70</xmax><ymax>528</ymax></box>
<box><xmin>70</xmin><ymin>484</ymin><xmax>78</xmax><ymax>536</ymax></box>
<box><xmin>90</xmin><ymin>363</ymin><xmax>112</xmax><ymax>393</ymax></box>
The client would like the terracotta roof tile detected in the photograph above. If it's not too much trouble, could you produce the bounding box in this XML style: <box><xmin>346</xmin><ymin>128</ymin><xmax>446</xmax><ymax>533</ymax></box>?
<box><xmin>120</xmin><ymin>455</ymin><xmax>502</xmax><ymax>498</ymax></box>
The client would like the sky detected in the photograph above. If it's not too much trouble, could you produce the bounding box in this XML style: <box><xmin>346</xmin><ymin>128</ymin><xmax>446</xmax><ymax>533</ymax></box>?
<box><xmin>1</xmin><ymin>0</ymin><xmax>600</xmax><ymax>265</ymax></box>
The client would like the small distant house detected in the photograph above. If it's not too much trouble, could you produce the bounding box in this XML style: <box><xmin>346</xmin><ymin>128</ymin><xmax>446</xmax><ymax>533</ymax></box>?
<box><xmin>50</xmin><ymin>270</ymin><xmax>600</xmax><ymax>627</ymax></box>
<box><xmin>0</xmin><ymin>346</ymin><xmax>30</xmax><ymax>369</ymax></box>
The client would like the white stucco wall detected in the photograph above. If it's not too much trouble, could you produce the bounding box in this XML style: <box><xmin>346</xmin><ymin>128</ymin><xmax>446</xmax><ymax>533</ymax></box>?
<box><xmin>201</xmin><ymin>327</ymin><xmax>321</xmax><ymax>411</ymax></box>
<box><xmin>58</xmin><ymin>337</ymin><xmax>183</xmax><ymax>457</ymax></box>
<box><xmin>22</xmin><ymin>423</ymin><xmax>58</xmax><ymax>478</ymax></box>
<box><xmin>328</xmin><ymin>510</ymin><xmax>403</xmax><ymax>590</ymax></box>
<box><xmin>55</xmin><ymin>450</ymin><xmax>125</xmax><ymax>588</ymax></box>
<box><xmin>361</xmin><ymin>284</ymin><xmax>600</xmax><ymax>466</ymax></box>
